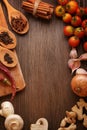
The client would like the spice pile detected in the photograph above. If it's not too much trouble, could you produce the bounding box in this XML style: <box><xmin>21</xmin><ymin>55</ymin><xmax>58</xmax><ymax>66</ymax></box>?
<box><xmin>22</xmin><ymin>0</ymin><xmax>54</xmax><ymax>20</ymax></box>
<box><xmin>11</xmin><ymin>16</ymin><xmax>27</xmax><ymax>33</ymax></box>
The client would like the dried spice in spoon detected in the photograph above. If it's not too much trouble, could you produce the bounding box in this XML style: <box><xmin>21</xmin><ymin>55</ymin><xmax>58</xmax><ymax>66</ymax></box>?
<box><xmin>0</xmin><ymin>27</ymin><xmax>16</xmax><ymax>49</ymax></box>
<box><xmin>0</xmin><ymin>46</ymin><xmax>17</xmax><ymax>68</ymax></box>
<box><xmin>3</xmin><ymin>0</ymin><xmax>29</xmax><ymax>34</ymax></box>
<box><xmin>11</xmin><ymin>16</ymin><xmax>27</xmax><ymax>33</ymax></box>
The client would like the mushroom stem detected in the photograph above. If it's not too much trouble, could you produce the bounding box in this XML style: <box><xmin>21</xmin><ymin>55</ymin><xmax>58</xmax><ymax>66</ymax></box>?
<box><xmin>5</xmin><ymin>114</ymin><xmax>24</xmax><ymax>130</ymax></box>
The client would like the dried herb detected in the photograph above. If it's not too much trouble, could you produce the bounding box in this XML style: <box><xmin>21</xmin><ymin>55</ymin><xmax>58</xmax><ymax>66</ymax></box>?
<box><xmin>11</xmin><ymin>16</ymin><xmax>27</xmax><ymax>32</ymax></box>
<box><xmin>0</xmin><ymin>32</ymin><xmax>13</xmax><ymax>45</ymax></box>
<box><xmin>0</xmin><ymin>62</ymin><xmax>16</xmax><ymax>100</ymax></box>
<box><xmin>4</xmin><ymin>53</ymin><xmax>13</xmax><ymax>64</ymax></box>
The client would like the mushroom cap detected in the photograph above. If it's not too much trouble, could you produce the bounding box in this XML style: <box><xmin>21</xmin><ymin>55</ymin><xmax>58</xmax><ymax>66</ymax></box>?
<box><xmin>5</xmin><ymin>114</ymin><xmax>24</xmax><ymax>130</ymax></box>
<box><xmin>0</xmin><ymin>101</ymin><xmax>14</xmax><ymax>117</ymax></box>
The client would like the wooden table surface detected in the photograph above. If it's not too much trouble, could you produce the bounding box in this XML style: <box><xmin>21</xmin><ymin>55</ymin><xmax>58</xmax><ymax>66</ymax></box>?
<box><xmin>0</xmin><ymin>0</ymin><xmax>87</xmax><ymax>130</ymax></box>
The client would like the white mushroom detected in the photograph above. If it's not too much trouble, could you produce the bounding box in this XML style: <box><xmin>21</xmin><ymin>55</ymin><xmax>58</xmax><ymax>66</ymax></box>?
<box><xmin>5</xmin><ymin>114</ymin><xmax>24</xmax><ymax>130</ymax></box>
<box><xmin>31</xmin><ymin>118</ymin><xmax>48</xmax><ymax>130</ymax></box>
<box><xmin>0</xmin><ymin>101</ymin><xmax>14</xmax><ymax>117</ymax></box>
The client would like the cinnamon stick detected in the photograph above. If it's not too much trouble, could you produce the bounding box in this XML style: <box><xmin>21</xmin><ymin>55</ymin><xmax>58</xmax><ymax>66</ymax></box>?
<box><xmin>22</xmin><ymin>0</ymin><xmax>54</xmax><ymax>20</ymax></box>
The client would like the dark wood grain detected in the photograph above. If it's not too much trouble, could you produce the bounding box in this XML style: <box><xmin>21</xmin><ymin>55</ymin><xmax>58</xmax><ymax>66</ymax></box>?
<box><xmin>0</xmin><ymin>0</ymin><xmax>87</xmax><ymax>130</ymax></box>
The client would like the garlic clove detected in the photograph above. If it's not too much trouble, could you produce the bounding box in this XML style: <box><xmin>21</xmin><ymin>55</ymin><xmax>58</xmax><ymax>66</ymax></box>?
<box><xmin>76</xmin><ymin>68</ymin><xmax>87</xmax><ymax>75</ymax></box>
<box><xmin>68</xmin><ymin>59</ymin><xmax>81</xmax><ymax>73</ymax></box>
<box><xmin>5</xmin><ymin>114</ymin><xmax>24</xmax><ymax>130</ymax></box>
<box><xmin>69</xmin><ymin>48</ymin><xmax>78</xmax><ymax>59</ymax></box>
<box><xmin>79</xmin><ymin>53</ymin><xmax>87</xmax><ymax>61</ymax></box>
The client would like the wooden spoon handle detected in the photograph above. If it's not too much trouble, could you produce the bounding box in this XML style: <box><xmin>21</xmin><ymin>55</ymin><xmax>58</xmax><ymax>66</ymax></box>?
<box><xmin>3</xmin><ymin>0</ymin><xmax>17</xmax><ymax>14</ymax></box>
<box><xmin>0</xmin><ymin>3</ymin><xmax>8</xmax><ymax>28</ymax></box>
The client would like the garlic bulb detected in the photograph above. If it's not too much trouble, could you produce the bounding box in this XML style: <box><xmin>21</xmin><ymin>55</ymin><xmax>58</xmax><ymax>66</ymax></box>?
<box><xmin>0</xmin><ymin>101</ymin><xmax>14</xmax><ymax>117</ymax></box>
<box><xmin>68</xmin><ymin>59</ymin><xmax>81</xmax><ymax>73</ymax></box>
<box><xmin>79</xmin><ymin>53</ymin><xmax>87</xmax><ymax>61</ymax></box>
<box><xmin>5</xmin><ymin>114</ymin><xmax>24</xmax><ymax>130</ymax></box>
<box><xmin>69</xmin><ymin>48</ymin><xmax>78</xmax><ymax>59</ymax></box>
<box><xmin>76</xmin><ymin>68</ymin><xmax>87</xmax><ymax>75</ymax></box>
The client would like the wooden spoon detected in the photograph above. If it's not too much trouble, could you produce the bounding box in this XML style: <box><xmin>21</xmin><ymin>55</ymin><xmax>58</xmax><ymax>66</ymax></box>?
<box><xmin>3</xmin><ymin>0</ymin><xmax>29</xmax><ymax>34</ymax></box>
<box><xmin>0</xmin><ymin>3</ymin><xmax>16</xmax><ymax>49</ymax></box>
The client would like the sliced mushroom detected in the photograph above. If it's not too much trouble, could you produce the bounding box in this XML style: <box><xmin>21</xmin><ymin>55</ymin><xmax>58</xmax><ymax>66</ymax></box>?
<box><xmin>31</xmin><ymin>118</ymin><xmax>48</xmax><ymax>130</ymax></box>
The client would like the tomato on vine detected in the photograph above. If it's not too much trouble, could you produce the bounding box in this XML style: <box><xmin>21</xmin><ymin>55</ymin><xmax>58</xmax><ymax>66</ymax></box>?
<box><xmin>66</xmin><ymin>1</ymin><xmax>78</xmax><ymax>14</ymax></box>
<box><xmin>76</xmin><ymin>7</ymin><xmax>85</xmax><ymax>17</ymax></box>
<box><xmin>84</xmin><ymin>27</ymin><xmax>87</xmax><ymax>36</ymax></box>
<box><xmin>62</xmin><ymin>13</ymin><xmax>72</xmax><ymax>23</ymax></box>
<box><xmin>74</xmin><ymin>27</ymin><xmax>85</xmax><ymax>38</ymax></box>
<box><xmin>82</xmin><ymin>20</ymin><xmax>87</xmax><ymax>28</ymax></box>
<box><xmin>58</xmin><ymin>0</ymin><xmax>68</xmax><ymax>6</ymax></box>
<box><xmin>71</xmin><ymin>16</ymin><xmax>82</xmax><ymax>27</ymax></box>
<box><xmin>68</xmin><ymin>36</ymin><xmax>80</xmax><ymax>47</ymax></box>
<box><xmin>55</xmin><ymin>5</ymin><xmax>65</xmax><ymax>17</ymax></box>
<box><xmin>63</xmin><ymin>25</ymin><xmax>74</xmax><ymax>36</ymax></box>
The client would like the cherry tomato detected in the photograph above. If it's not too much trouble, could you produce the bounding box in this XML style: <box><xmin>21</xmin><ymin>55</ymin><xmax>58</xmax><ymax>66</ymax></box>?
<box><xmin>82</xmin><ymin>20</ymin><xmax>87</xmax><ymax>28</ymax></box>
<box><xmin>63</xmin><ymin>25</ymin><xmax>74</xmax><ymax>36</ymax></box>
<box><xmin>62</xmin><ymin>13</ymin><xmax>72</xmax><ymax>23</ymax></box>
<box><xmin>68</xmin><ymin>36</ymin><xmax>80</xmax><ymax>47</ymax></box>
<box><xmin>71</xmin><ymin>16</ymin><xmax>82</xmax><ymax>27</ymax></box>
<box><xmin>74</xmin><ymin>27</ymin><xmax>85</xmax><ymax>38</ymax></box>
<box><xmin>76</xmin><ymin>7</ymin><xmax>85</xmax><ymax>17</ymax></box>
<box><xmin>84</xmin><ymin>27</ymin><xmax>87</xmax><ymax>36</ymax></box>
<box><xmin>55</xmin><ymin>5</ymin><xmax>65</xmax><ymax>17</ymax></box>
<box><xmin>83</xmin><ymin>42</ymin><xmax>87</xmax><ymax>51</ymax></box>
<box><xmin>85</xmin><ymin>7</ymin><xmax>87</xmax><ymax>15</ymax></box>
<box><xmin>66</xmin><ymin>1</ymin><xmax>78</xmax><ymax>14</ymax></box>
<box><xmin>58</xmin><ymin>0</ymin><xmax>68</xmax><ymax>6</ymax></box>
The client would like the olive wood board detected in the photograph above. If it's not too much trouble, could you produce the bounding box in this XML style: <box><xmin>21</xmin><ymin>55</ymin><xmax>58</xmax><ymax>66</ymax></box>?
<box><xmin>0</xmin><ymin>4</ymin><xmax>25</xmax><ymax>97</ymax></box>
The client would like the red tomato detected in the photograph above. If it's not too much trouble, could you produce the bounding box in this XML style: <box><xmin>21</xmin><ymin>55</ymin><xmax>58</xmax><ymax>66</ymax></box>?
<box><xmin>63</xmin><ymin>25</ymin><xmax>74</xmax><ymax>36</ymax></box>
<box><xmin>68</xmin><ymin>36</ymin><xmax>80</xmax><ymax>47</ymax></box>
<box><xmin>84</xmin><ymin>27</ymin><xmax>87</xmax><ymax>36</ymax></box>
<box><xmin>66</xmin><ymin>1</ymin><xmax>78</xmax><ymax>14</ymax></box>
<box><xmin>85</xmin><ymin>7</ymin><xmax>87</xmax><ymax>15</ymax></box>
<box><xmin>55</xmin><ymin>5</ymin><xmax>65</xmax><ymax>17</ymax></box>
<box><xmin>76</xmin><ymin>7</ymin><xmax>85</xmax><ymax>17</ymax></box>
<box><xmin>74</xmin><ymin>27</ymin><xmax>85</xmax><ymax>38</ymax></box>
<box><xmin>82</xmin><ymin>20</ymin><xmax>87</xmax><ymax>28</ymax></box>
<box><xmin>62</xmin><ymin>13</ymin><xmax>72</xmax><ymax>23</ymax></box>
<box><xmin>58</xmin><ymin>0</ymin><xmax>68</xmax><ymax>6</ymax></box>
<box><xmin>83</xmin><ymin>42</ymin><xmax>87</xmax><ymax>51</ymax></box>
<box><xmin>71</xmin><ymin>16</ymin><xmax>82</xmax><ymax>27</ymax></box>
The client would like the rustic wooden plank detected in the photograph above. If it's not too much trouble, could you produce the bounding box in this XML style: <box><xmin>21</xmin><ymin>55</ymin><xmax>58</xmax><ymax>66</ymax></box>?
<box><xmin>0</xmin><ymin>0</ymin><xmax>86</xmax><ymax>130</ymax></box>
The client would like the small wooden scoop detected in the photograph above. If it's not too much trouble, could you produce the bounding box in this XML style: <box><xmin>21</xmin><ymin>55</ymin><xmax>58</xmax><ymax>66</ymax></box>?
<box><xmin>0</xmin><ymin>4</ymin><xmax>16</xmax><ymax>49</ymax></box>
<box><xmin>3</xmin><ymin>0</ymin><xmax>29</xmax><ymax>34</ymax></box>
